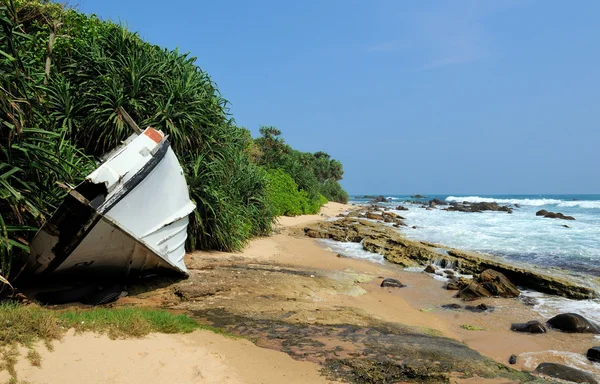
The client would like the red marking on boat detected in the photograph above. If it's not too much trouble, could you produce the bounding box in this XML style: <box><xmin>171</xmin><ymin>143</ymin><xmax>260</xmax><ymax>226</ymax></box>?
<box><xmin>144</xmin><ymin>128</ymin><xmax>163</xmax><ymax>144</ymax></box>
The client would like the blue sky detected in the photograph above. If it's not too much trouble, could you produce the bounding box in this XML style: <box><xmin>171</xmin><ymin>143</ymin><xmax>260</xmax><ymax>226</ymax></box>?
<box><xmin>78</xmin><ymin>0</ymin><xmax>599</xmax><ymax>195</ymax></box>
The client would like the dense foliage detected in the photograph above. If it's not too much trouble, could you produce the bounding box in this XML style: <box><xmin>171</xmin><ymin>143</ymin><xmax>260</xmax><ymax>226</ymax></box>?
<box><xmin>265</xmin><ymin>169</ymin><xmax>326</xmax><ymax>216</ymax></box>
<box><xmin>0</xmin><ymin>0</ymin><xmax>348</xmax><ymax>280</ymax></box>
<box><xmin>253</xmin><ymin>127</ymin><xmax>349</xmax><ymax>204</ymax></box>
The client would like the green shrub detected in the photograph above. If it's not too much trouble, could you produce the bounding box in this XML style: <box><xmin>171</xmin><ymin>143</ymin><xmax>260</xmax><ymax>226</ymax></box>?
<box><xmin>319</xmin><ymin>180</ymin><xmax>349</xmax><ymax>204</ymax></box>
<box><xmin>265</xmin><ymin>169</ymin><xmax>326</xmax><ymax>216</ymax></box>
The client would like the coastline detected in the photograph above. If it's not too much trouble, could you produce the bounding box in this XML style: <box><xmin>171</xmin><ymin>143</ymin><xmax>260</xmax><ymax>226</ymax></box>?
<box><xmin>6</xmin><ymin>202</ymin><xmax>600</xmax><ymax>383</ymax></box>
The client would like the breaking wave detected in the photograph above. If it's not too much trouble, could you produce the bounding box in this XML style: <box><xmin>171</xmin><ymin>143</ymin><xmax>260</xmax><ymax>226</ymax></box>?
<box><xmin>445</xmin><ymin>196</ymin><xmax>600</xmax><ymax>209</ymax></box>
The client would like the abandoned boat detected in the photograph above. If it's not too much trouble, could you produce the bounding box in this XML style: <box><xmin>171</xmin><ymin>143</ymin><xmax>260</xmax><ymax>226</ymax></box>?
<box><xmin>25</xmin><ymin>127</ymin><xmax>195</xmax><ymax>279</ymax></box>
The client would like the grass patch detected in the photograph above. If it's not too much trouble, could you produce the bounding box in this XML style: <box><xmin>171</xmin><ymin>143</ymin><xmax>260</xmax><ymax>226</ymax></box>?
<box><xmin>0</xmin><ymin>303</ymin><xmax>204</xmax><ymax>381</ymax></box>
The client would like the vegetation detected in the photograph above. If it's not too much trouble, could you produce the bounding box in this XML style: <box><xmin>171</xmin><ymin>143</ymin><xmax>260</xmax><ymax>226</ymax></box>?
<box><xmin>0</xmin><ymin>0</ymin><xmax>348</xmax><ymax>279</ymax></box>
<box><xmin>0</xmin><ymin>303</ymin><xmax>204</xmax><ymax>380</ymax></box>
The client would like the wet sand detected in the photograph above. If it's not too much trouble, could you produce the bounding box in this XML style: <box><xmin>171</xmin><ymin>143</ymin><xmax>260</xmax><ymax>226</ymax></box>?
<box><xmin>6</xmin><ymin>202</ymin><xmax>600</xmax><ymax>383</ymax></box>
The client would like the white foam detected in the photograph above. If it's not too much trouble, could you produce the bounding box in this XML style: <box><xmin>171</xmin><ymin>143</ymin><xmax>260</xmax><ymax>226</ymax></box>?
<box><xmin>445</xmin><ymin>196</ymin><xmax>563</xmax><ymax>206</ymax></box>
<box><xmin>520</xmin><ymin>289</ymin><xmax>600</xmax><ymax>324</ymax></box>
<box><xmin>318</xmin><ymin>239</ymin><xmax>385</xmax><ymax>264</ymax></box>
<box><xmin>558</xmin><ymin>200</ymin><xmax>600</xmax><ymax>209</ymax></box>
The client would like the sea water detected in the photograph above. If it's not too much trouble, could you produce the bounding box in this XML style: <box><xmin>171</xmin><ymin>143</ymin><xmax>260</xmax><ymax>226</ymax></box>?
<box><xmin>343</xmin><ymin>194</ymin><xmax>600</xmax><ymax>323</ymax></box>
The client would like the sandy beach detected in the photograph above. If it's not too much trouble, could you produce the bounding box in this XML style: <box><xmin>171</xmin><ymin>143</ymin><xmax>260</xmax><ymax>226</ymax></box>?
<box><xmin>5</xmin><ymin>202</ymin><xmax>600</xmax><ymax>383</ymax></box>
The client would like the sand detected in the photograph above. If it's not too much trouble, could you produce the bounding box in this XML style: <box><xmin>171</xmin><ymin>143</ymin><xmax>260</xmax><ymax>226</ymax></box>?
<box><xmin>6</xmin><ymin>202</ymin><xmax>600</xmax><ymax>383</ymax></box>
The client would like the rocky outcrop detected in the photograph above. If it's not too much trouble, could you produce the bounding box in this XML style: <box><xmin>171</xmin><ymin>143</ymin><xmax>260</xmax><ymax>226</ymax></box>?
<box><xmin>368</xmin><ymin>195</ymin><xmax>389</xmax><ymax>203</ymax></box>
<box><xmin>304</xmin><ymin>218</ymin><xmax>598</xmax><ymax>300</ymax></box>
<box><xmin>424</xmin><ymin>264</ymin><xmax>436</xmax><ymax>273</ymax></box>
<box><xmin>411</xmin><ymin>194</ymin><xmax>427</xmax><ymax>198</ymax></box>
<box><xmin>535</xmin><ymin>362</ymin><xmax>598</xmax><ymax>384</ymax></box>
<box><xmin>395</xmin><ymin>205</ymin><xmax>408</xmax><ymax>211</ymax></box>
<box><xmin>428</xmin><ymin>198</ymin><xmax>446</xmax><ymax>208</ymax></box>
<box><xmin>446</xmin><ymin>277</ymin><xmax>471</xmax><ymax>291</ymax></box>
<box><xmin>456</xmin><ymin>269</ymin><xmax>520</xmax><ymax>301</ymax></box>
<box><xmin>445</xmin><ymin>202</ymin><xmax>513</xmax><ymax>214</ymax></box>
<box><xmin>546</xmin><ymin>313</ymin><xmax>599</xmax><ymax>334</ymax></box>
<box><xmin>510</xmin><ymin>321</ymin><xmax>547</xmax><ymax>333</ymax></box>
<box><xmin>536</xmin><ymin>210</ymin><xmax>575</xmax><ymax>220</ymax></box>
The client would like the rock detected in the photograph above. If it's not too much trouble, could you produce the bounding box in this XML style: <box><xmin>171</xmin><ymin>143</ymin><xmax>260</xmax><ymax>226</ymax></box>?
<box><xmin>444</xmin><ymin>269</ymin><xmax>455</xmax><ymax>277</ymax></box>
<box><xmin>380</xmin><ymin>278</ymin><xmax>405</xmax><ymax>288</ymax></box>
<box><xmin>510</xmin><ymin>320</ymin><xmax>547</xmax><ymax>333</ymax></box>
<box><xmin>478</xmin><ymin>269</ymin><xmax>520</xmax><ymax>298</ymax></box>
<box><xmin>411</xmin><ymin>194</ymin><xmax>427</xmax><ymax>199</ymax></box>
<box><xmin>446</xmin><ymin>277</ymin><xmax>471</xmax><ymax>291</ymax></box>
<box><xmin>445</xmin><ymin>202</ymin><xmax>513</xmax><ymax>214</ymax></box>
<box><xmin>519</xmin><ymin>296</ymin><xmax>538</xmax><ymax>307</ymax></box>
<box><xmin>366</xmin><ymin>212</ymin><xmax>382</xmax><ymax>220</ymax></box>
<box><xmin>411</xmin><ymin>225</ymin><xmax>417</xmax><ymax>229</ymax></box>
<box><xmin>546</xmin><ymin>313</ymin><xmax>599</xmax><ymax>334</ymax></box>
<box><xmin>563</xmin><ymin>224</ymin><xmax>570</xmax><ymax>228</ymax></box>
<box><xmin>457</xmin><ymin>281</ymin><xmax>492</xmax><ymax>301</ymax></box>
<box><xmin>537</xmin><ymin>210</ymin><xmax>576</xmax><ymax>220</ymax></box>
<box><xmin>441</xmin><ymin>303</ymin><xmax>462</xmax><ymax>310</ymax></box>
<box><xmin>395</xmin><ymin>205</ymin><xmax>408</xmax><ymax>211</ymax></box>
<box><xmin>368</xmin><ymin>195</ymin><xmax>389</xmax><ymax>203</ymax></box>
<box><xmin>587</xmin><ymin>347</ymin><xmax>600</xmax><ymax>363</ymax></box>
<box><xmin>514</xmin><ymin>204</ymin><xmax>521</xmax><ymax>208</ymax></box>
<box><xmin>458</xmin><ymin>269</ymin><xmax>519</xmax><ymax>301</ymax></box>
<box><xmin>424</xmin><ymin>265</ymin><xmax>436</xmax><ymax>273</ymax></box>
<box><xmin>509</xmin><ymin>355</ymin><xmax>517</xmax><ymax>365</ymax></box>
<box><xmin>465</xmin><ymin>303</ymin><xmax>495</xmax><ymax>313</ymax></box>
<box><xmin>535</xmin><ymin>362</ymin><xmax>598</xmax><ymax>384</ymax></box>
<box><xmin>428</xmin><ymin>198</ymin><xmax>446</xmax><ymax>208</ymax></box>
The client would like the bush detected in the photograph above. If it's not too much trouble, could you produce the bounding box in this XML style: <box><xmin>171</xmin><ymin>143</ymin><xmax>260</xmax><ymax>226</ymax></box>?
<box><xmin>266</xmin><ymin>169</ymin><xmax>326</xmax><ymax>216</ymax></box>
<box><xmin>319</xmin><ymin>180</ymin><xmax>349</xmax><ymax>204</ymax></box>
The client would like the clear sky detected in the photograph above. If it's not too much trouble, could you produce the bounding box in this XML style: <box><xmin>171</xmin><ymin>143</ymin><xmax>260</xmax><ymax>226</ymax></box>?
<box><xmin>77</xmin><ymin>0</ymin><xmax>599</xmax><ymax>195</ymax></box>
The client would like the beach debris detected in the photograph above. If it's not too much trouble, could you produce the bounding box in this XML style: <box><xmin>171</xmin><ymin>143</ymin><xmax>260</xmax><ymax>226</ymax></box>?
<box><xmin>460</xmin><ymin>324</ymin><xmax>486</xmax><ymax>331</ymax></box>
<box><xmin>534</xmin><ymin>362</ymin><xmax>598</xmax><ymax>384</ymax></box>
<box><xmin>536</xmin><ymin>209</ymin><xmax>576</xmax><ymax>220</ymax></box>
<box><xmin>424</xmin><ymin>264</ymin><xmax>436</xmax><ymax>273</ymax></box>
<box><xmin>457</xmin><ymin>269</ymin><xmax>520</xmax><ymax>301</ymax></box>
<box><xmin>380</xmin><ymin>278</ymin><xmax>404</xmax><ymax>288</ymax></box>
<box><xmin>546</xmin><ymin>313</ymin><xmax>600</xmax><ymax>334</ymax></box>
<box><xmin>587</xmin><ymin>347</ymin><xmax>600</xmax><ymax>362</ymax></box>
<box><xmin>445</xmin><ymin>202</ymin><xmax>513</xmax><ymax>214</ymax></box>
<box><xmin>509</xmin><ymin>354</ymin><xmax>518</xmax><ymax>365</ymax></box>
<box><xmin>510</xmin><ymin>320</ymin><xmax>547</xmax><ymax>333</ymax></box>
<box><xmin>24</xmin><ymin>127</ymin><xmax>195</xmax><ymax>280</ymax></box>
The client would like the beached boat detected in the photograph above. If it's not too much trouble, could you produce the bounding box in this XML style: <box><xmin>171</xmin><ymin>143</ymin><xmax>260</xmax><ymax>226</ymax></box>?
<box><xmin>25</xmin><ymin>127</ymin><xmax>195</xmax><ymax>279</ymax></box>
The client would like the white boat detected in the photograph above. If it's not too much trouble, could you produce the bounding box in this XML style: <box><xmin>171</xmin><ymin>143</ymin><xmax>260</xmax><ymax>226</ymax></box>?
<box><xmin>26</xmin><ymin>127</ymin><xmax>195</xmax><ymax>279</ymax></box>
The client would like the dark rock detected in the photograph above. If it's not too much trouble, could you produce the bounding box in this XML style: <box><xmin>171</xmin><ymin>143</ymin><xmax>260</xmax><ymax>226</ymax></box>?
<box><xmin>411</xmin><ymin>194</ymin><xmax>427</xmax><ymax>199</ymax></box>
<box><xmin>444</xmin><ymin>269</ymin><xmax>455</xmax><ymax>277</ymax></box>
<box><xmin>587</xmin><ymin>346</ymin><xmax>600</xmax><ymax>363</ymax></box>
<box><xmin>380</xmin><ymin>278</ymin><xmax>405</xmax><ymax>288</ymax></box>
<box><xmin>428</xmin><ymin>198</ymin><xmax>446</xmax><ymax>208</ymax></box>
<box><xmin>510</xmin><ymin>320</ymin><xmax>547</xmax><ymax>333</ymax></box>
<box><xmin>458</xmin><ymin>269</ymin><xmax>519</xmax><ymax>301</ymax></box>
<box><xmin>465</xmin><ymin>303</ymin><xmax>495</xmax><ymax>313</ymax></box>
<box><xmin>441</xmin><ymin>303</ymin><xmax>462</xmax><ymax>310</ymax></box>
<box><xmin>445</xmin><ymin>202</ymin><xmax>513</xmax><ymax>214</ymax></box>
<box><xmin>514</xmin><ymin>204</ymin><xmax>521</xmax><ymax>208</ymax></box>
<box><xmin>509</xmin><ymin>355</ymin><xmax>518</xmax><ymax>365</ymax></box>
<box><xmin>424</xmin><ymin>264</ymin><xmax>436</xmax><ymax>273</ymax></box>
<box><xmin>546</xmin><ymin>313</ymin><xmax>599</xmax><ymax>334</ymax></box>
<box><xmin>563</xmin><ymin>224</ymin><xmax>570</xmax><ymax>228</ymax></box>
<box><xmin>368</xmin><ymin>195</ymin><xmax>389</xmax><ymax>203</ymax></box>
<box><xmin>478</xmin><ymin>269</ymin><xmax>520</xmax><ymax>298</ymax></box>
<box><xmin>446</xmin><ymin>277</ymin><xmax>471</xmax><ymax>291</ymax></box>
<box><xmin>457</xmin><ymin>281</ymin><xmax>492</xmax><ymax>301</ymax></box>
<box><xmin>411</xmin><ymin>225</ymin><xmax>417</xmax><ymax>229</ymax></box>
<box><xmin>395</xmin><ymin>205</ymin><xmax>408</xmax><ymax>211</ymax></box>
<box><xmin>538</xmin><ymin>210</ymin><xmax>576</xmax><ymax>220</ymax></box>
<box><xmin>535</xmin><ymin>362</ymin><xmax>598</xmax><ymax>384</ymax></box>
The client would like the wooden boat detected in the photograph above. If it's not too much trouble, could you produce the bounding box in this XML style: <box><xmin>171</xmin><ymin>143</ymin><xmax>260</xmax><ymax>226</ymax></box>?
<box><xmin>25</xmin><ymin>127</ymin><xmax>195</xmax><ymax>279</ymax></box>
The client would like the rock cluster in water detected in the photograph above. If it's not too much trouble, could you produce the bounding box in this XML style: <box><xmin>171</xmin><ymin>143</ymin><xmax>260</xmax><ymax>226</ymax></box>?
<box><xmin>535</xmin><ymin>362</ymin><xmax>598</xmax><ymax>384</ymax></box>
<box><xmin>536</xmin><ymin>209</ymin><xmax>576</xmax><ymax>220</ymax></box>
<box><xmin>445</xmin><ymin>201</ymin><xmax>513</xmax><ymax>214</ymax></box>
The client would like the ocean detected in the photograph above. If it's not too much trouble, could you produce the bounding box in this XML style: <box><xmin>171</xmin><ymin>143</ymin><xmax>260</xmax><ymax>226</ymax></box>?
<box><xmin>337</xmin><ymin>194</ymin><xmax>600</xmax><ymax>324</ymax></box>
